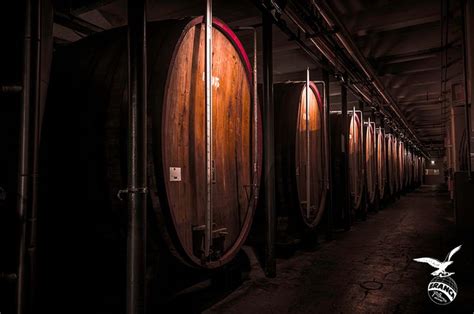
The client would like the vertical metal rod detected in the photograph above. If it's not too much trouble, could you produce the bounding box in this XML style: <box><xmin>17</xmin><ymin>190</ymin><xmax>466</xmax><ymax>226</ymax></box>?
<box><xmin>322</xmin><ymin>70</ymin><xmax>333</xmax><ymax>239</ymax></box>
<box><xmin>16</xmin><ymin>0</ymin><xmax>32</xmax><ymax>312</ymax></box>
<box><xmin>357</xmin><ymin>104</ymin><xmax>364</xmax><ymax>201</ymax></box>
<box><xmin>28</xmin><ymin>0</ymin><xmax>42</xmax><ymax>310</ymax></box>
<box><xmin>263</xmin><ymin>12</ymin><xmax>276</xmax><ymax>278</ymax></box>
<box><xmin>306</xmin><ymin>68</ymin><xmax>311</xmax><ymax>218</ymax></box>
<box><xmin>126</xmin><ymin>0</ymin><xmax>147</xmax><ymax>313</ymax></box>
<box><xmin>341</xmin><ymin>82</ymin><xmax>350</xmax><ymax>228</ymax></box>
<box><xmin>351</xmin><ymin>107</ymin><xmax>356</xmax><ymax>197</ymax></box>
<box><xmin>323</xmin><ymin>89</ymin><xmax>329</xmax><ymax>193</ymax></box>
<box><xmin>253</xmin><ymin>28</ymin><xmax>258</xmax><ymax>200</ymax></box>
<box><xmin>461</xmin><ymin>0</ymin><xmax>472</xmax><ymax>179</ymax></box>
<box><xmin>204</xmin><ymin>0</ymin><xmax>213</xmax><ymax>259</ymax></box>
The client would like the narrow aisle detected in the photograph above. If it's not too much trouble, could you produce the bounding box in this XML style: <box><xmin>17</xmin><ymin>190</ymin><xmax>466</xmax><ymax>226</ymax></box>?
<box><xmin>205</xmin><ymin>186</ymin><xmax>472</xmax><ymax>313</ymax></box>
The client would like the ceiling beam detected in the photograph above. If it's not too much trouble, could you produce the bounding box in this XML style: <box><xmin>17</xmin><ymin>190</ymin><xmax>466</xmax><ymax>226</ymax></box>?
<box><xmin>340</xmin><ymin>0</ymin><xmax>440</xmax><ymax>37</ymax></box>
<box><xmin>356</xmin><ymin>22</ymin><xmax>441</xmax><ymax>59</ymax></box>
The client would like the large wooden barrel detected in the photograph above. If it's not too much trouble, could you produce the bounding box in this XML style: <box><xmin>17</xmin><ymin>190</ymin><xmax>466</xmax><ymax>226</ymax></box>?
<box><xmin>348</xmin><ymin>111</ymin><xmax>365</xmax><ymax>210</ymax></box>
<box><xmin>403</xmin><ymin>146</ymin><xmax>409</xmax><ymax>188</ymax></box>
<box><xmin>398</xmin><ymin>140</ymin><xmax>405</xmax><ymax>190</ymax></box>
<box><xmin>386</xmin><ymin>134</ymin><xmax>396</xmax><ymax>195</ymax></box>
<box><xmin>364</xmin><ymin>121</ymin><xmax>376</xmax><ymax>204</ymax></box>
<box><xmin>413</xmin><ymin>155</ymin><xmax>418</xmax><ymax>184</ymax></box>
<box><xmin>38</xmin><ymin>17</ymin><xmax>261</xmax><ymax>309</ymax></box>
<box><xmin>376</xmin><ymin>128</ymin><xmax>386</xmax><ymax>199</ymax></box>
<box><xmin>414</xmin><ymin>155</ymin><xmax>420</xmax><ymax>184</ymax></box>
<box><xmin>392</xmin><ymin>137</ymin><xmax>399</xmax><ymax>193</ymax></box>
<box><xmin>274</xmin><ymin>82</ymin><xmax>327</xmax><ymax>229</ymax></box>
<box><xmin>406</xmin><ymin>149</ymin><xmax>413</xmax><ymax>187</ymax></box>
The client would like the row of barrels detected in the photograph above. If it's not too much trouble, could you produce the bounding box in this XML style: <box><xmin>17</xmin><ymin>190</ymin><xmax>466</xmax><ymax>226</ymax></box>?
<box><xmin>330</xmin><ymin>109</ymin><xmax>424</xmax><ymax>227</ymax></box>
<box><xmin>2</xmin><ymin>17</ymin><xmax>425</xmax><ymax>310</ymax></box>
<box><xmin>29</xmin><ymin>17</ymin><xmax>426</xmax><ymax>269</ymax></box>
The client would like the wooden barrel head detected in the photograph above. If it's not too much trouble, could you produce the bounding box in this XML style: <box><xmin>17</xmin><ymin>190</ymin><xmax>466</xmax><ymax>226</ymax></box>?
<box><xmin>398</xmin><ymin>140</ymin><xmax>405</xmax><ymax>190</ymax></box>
<box><xmin>160</xmin><ymin>18</ymin><xmax>260</xmax><ymax>268</ymax></box>
<box><xmin>295</xmin><ymin>84</ymin><xmax>326</xmax><ymax>226</ymax></box>
<box><xmin>386</xmin><ymin>134</ymin><xmax>395</xmax><ymax>195</ymax></box>
<box><xmin>392</xmin><ymin>137</ymin><xmax>399</xmax><ymax>192</ymax></box>
<box><xmin>376</xmin><ymin>128</ymin><xmax>386</xmax><ymax>199</ymax></box>
<box><xmin>274</xmin><ymin>82</ymin><xmax>327</xmax><ymax>229</ymax></box>
<box><xmin>365</xmin><ymin>122</ymin><xmax>376</xmax><ymax>204</ymax></box>
<box><xmin>348</xmin><ymin>112</ymin><xmax>364</xmax><ymax>210</ymax></box>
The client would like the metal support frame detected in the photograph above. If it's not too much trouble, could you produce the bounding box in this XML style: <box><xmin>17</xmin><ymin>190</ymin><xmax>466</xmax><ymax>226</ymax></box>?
<box><xmin>16</xmin><ymin>0</ymin><xmax>32</xmax><ymax>313</ymax></box>
<box><xmin>262</xmin><ymin>11</ymin><xmax>276</xmax><ymax>278</ymax></box>
<box><xmin>126</xmin><ymin>0</ymin><xmax>147</xmax><ymax>313</ymax></box>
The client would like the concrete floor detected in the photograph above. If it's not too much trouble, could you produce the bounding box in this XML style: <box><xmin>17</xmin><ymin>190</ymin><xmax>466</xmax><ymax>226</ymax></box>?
<box><xmin>205</xmin><ymin>186</ymin><xmax>474</xmax><ymax>313</ymax></box>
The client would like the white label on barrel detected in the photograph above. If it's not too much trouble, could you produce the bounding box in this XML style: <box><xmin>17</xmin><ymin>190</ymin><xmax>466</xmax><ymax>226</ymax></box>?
<box><xmin>202</xmin><ymin>72</ymin><xmax>220</xmax><ymax>88</ymax></box>
<box><xmin>170</xmin><ymin>167</ymin><xmax>182</xmax><ymax>182</ymax></box>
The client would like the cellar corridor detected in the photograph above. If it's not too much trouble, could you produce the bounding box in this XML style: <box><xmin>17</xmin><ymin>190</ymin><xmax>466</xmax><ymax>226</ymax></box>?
<box><xmin>205</xmin><ymin>185</ymin><xmax>473</xmax><ymax>313</ymax></box>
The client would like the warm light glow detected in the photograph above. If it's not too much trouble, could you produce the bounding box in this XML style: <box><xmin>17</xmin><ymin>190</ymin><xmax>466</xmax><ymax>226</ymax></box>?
<box><xmin>431</xmin><ymin>160</ymin><xmax>435</xmax><ymax>165</ymax></box>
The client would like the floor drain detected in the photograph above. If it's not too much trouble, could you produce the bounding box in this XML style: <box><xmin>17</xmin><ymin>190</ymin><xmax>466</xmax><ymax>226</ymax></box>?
<box><xmin>360</xmin><ymin>280</ymin><xmax>383</xmax><ymax>290</ymax></box>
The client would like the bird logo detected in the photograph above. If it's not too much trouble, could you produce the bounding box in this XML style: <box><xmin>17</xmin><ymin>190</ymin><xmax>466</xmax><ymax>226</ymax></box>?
<box><xmin>413</xmin><ymin>245</ymin><xmax>462</xmax><ymax>278</ymax></box>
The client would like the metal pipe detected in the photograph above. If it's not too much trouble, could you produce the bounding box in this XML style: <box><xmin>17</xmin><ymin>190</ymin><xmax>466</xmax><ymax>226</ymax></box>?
<box><xmin>311</xmin><ymin>0</ymin><xmax>427</xmax><ymax>156</ymax></box>
<box><xmin>461</xmin><ymin>0</ymin><xmax>472</xmax><ymax>179</ymax></box>
<box><xmin>16</xmin><ymin>0</ymin><xmax>32</xmax><ymax>312</ymax></box>
<box><xmin>126</xmin><ymin>0</ymin><xmax>147</xmax><ymax>312</ymax></box>
<box><xmin>306</xmin><ymin>68</ymin><xmax>311</xmax><ymax>219</ymax></box>
<box><xmin>28</xmin><ymin>0</ymin><xmax>43</xmax><ymax>310</ymax></box>
<box><xmin>253</xmin><ymin>0</ymin><xmax>329</xmax><ymax>71</ymax></box>
<box><xmin>204</xmin><ymin>0</ymin><xmax>213</xmax><ymax>260</ymax></box>
<box><xmin>341</xmin><ymin>82</ymin><xmax>350</xmax><ymax>229</ymax></box>
<box><xmin>257</xmin><ymin>0</ymin><xmax>428</xmax><ymax>158</ymax></box>
<box><xmin>263</xmin><ymin>11</ymin><xmax>276</xmax><ymax>278</ymax></box>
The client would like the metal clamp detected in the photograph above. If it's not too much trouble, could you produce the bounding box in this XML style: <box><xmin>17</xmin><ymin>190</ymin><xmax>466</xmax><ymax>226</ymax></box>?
<box><xmin>117</xmin><ymin>187</ymin><xmax>148</xmax><ymax>201</ymax></box>
<box><xmin>0</xmin><ymin>272</ymin><xmax>17</xmax><ymax>282</ymax></box>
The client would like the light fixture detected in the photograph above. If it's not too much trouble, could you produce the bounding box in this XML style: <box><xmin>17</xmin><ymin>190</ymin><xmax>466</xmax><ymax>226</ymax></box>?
<box><xmin>431</xmin><ymin>160</ymin><xmax>435</xmax><ymax>165</ymax></box>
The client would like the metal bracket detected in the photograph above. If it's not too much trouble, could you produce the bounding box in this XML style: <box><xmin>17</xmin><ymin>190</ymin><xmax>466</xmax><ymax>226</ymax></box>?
<box><xmin>0</xmin><ymin>85</ymin><xmax>22</xmax><ymax>93</ymax></box>
<box><xmin>117</xmin><ymin>187</ymin><xmax>148</xmax><ymax>201</ymax></box>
